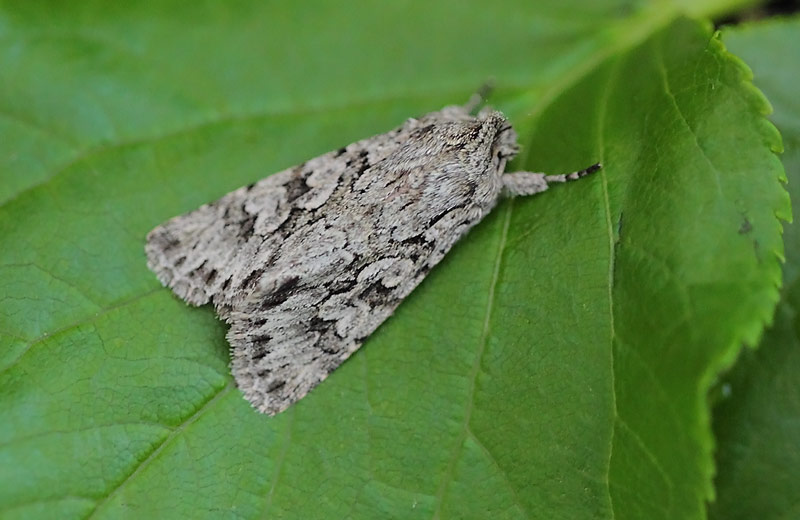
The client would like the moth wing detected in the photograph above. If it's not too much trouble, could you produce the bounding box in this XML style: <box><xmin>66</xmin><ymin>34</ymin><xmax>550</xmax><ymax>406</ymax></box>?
<box><xmin>145</xmin><ymin>103</ymin><xmax>478</xmax><ymax>307</ymax></box>
<box><xmin>223</xmin><ymin>122</ymin><xmax>489</xmax><ymax>415</ymax></box>
<box><xmin>226</xmin><ymin>254</ymin><xmax>426</xmax><ymax>415</ymax></box>
<box><xmin>146</xmin><ymin>103</ymin><xmax>496</xmax><ymax>415</ymax></box>
<box><xmin>144</xmin><ymin>148</ymin><xmax>351</xmax><ymax>308</ymax></box>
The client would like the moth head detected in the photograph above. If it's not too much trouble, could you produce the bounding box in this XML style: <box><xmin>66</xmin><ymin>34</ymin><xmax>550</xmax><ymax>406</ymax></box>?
<box><xmin>480</xmin><ymin>111</ymin><xmax>519</xmax><ymax>172</ymax></box>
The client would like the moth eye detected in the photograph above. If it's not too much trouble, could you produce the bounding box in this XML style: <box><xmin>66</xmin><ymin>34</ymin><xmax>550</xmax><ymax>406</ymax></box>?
<box><xmin>494</xmin><ymin>141</ymin><xmax>518</xmax><ymax>161</ymax></box>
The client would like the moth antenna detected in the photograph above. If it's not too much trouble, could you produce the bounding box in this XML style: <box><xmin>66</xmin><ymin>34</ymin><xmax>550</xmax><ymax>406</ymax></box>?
<box><xmin>544</xmin><ymin>162</ymin><xmax>602</xmax><ymax>183</ymax></box>
<box><xmin>464</xmin><ymin>81</ymin><xmax>495</xmax><ymax>115</ymax></box>
<box><xmin>503</xmin><ymin>163</ymin><xmax>602</xmax><ymax>197</ymax></box>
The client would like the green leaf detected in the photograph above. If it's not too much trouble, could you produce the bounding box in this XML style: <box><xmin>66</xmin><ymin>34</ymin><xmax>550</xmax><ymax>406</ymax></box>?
<box><xmin>0</xmin><ymin>2</ymin><xmax>787</xmax><ymax>519</ymax></box>
<box><xmin>710</xmin><ymin>17</ymin><xmax>800</xmax><ymax>520</ymax></box>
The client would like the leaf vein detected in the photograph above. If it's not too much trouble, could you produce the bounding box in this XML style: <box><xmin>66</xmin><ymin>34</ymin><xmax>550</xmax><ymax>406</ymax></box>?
<box><xmin>466</xmin><ymin>427</ymin><xmax>531</xmax><ymax>518</ymax></box>
<box><xmin>597</xmin><ymin>53</ymin><xmax>619</xmax><ymax>520</ymax></box>
<box><xmin>261</xmin><ymin>407</ymin><xmax>295</xmax><ymax>517</ymax></box>
<box><xmin>0</xmin><ymin>288</ymin><xmax>160</xmax><ymax>375</ymax></box>
<box><xmin>85</xmin><ymin>382</ymin><xmax>234</xmax><ymax>518</ymax></box>
<box><xmin>432</xmin><ymin>201</ymin><xmax>515</xmax><ymax>519</ymax></box>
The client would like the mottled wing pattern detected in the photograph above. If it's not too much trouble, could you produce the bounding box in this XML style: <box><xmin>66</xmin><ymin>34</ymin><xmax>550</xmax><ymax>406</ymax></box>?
<box><xmin>146</xmin><ymin>117</ymin><xmax>417</xmax><ymax>313</ymax></box>
<box><xmin>146</xmin><ymin>104</ymin><xmax>513</xmax><ymax>414</ymax></box>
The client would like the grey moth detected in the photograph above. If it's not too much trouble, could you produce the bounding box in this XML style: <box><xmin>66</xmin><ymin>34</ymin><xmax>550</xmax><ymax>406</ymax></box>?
<box><xmin>146</xmin><ymin>98</ymin><xmax>599</xmax><ymax>415</ymax></box>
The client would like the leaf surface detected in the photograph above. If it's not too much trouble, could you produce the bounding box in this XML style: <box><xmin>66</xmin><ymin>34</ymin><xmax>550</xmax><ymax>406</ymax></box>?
<box><xmin>0</xmin><ymin>2</ymin><xmax>787</xmax><ymax>519</ymax></box>
<box><xmin>710</xmin><ymin>17</ymin><xmax>800</xmax><ymax>520</ymax></box>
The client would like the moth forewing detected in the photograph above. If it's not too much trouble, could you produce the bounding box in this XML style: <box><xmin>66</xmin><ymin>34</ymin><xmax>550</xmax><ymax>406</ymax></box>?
<box><xmin>145</xmin><ymin>101</ymin><xmax>599</xmax><ymax>415</ymax></box>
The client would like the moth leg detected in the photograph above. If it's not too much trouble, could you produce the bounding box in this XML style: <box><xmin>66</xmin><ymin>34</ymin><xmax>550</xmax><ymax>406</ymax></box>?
<box><xmin>503</xmin><ymin>163</ymin><xmax>601</xmax><ymax>197</ymax></box>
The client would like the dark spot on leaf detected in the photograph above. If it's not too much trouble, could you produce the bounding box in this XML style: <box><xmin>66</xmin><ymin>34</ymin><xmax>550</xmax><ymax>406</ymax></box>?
<box><xmin>739</xmin><ymin>218</ymin><xmax>752</xmax><ymax>234</ymax></box>
<box><xmin>753</xmin><ymin>239</ymin><xmax>762</xmax><ymax>263</ymax></box>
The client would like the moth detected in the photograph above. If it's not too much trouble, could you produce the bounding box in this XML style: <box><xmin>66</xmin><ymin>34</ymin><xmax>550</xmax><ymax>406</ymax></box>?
<box><xmin>146</xmin><ymin>97</ymin><xmax>599</xmax><ymax>415</ymax></box>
